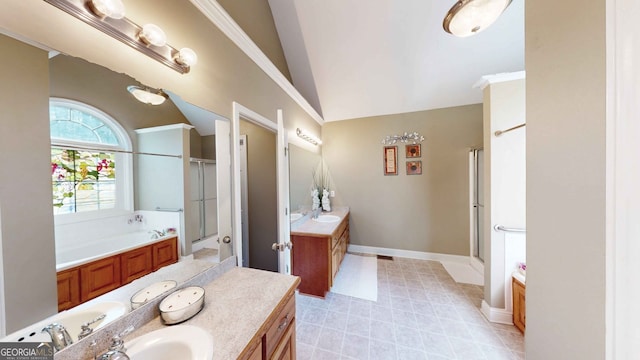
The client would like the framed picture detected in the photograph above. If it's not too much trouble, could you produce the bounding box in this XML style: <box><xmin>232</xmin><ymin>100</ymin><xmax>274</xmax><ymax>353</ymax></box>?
<box><xmin>406</xmin><ymin>144</ymin><xmax>421</xmax><ymax>158</ymax></box>
<box><xmin>406</xmin><ymin>161</ymin><xmax>422</xmax><ymax>175</ymax></box>
<box><xmin>383</xmin><ymin>146</ymin><xmax>398</xmax><ymax>175</ymax></box>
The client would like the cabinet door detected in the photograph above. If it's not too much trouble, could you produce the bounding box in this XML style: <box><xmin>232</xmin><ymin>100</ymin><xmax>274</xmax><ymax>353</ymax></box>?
<box><xmin>80</xmin><ymin>255</ymin><xmax>121</xmax><ymax>302</ymax></box>
<box><xmin>121</xmin><ymin>246</ymin><xmax>153</xmax><ymax>284</ymax></box>
<box><xmin>152</xmin><ymin>237</ymin><xmax>178</xmax><ymax>270</ymax></box>
<box><xmin>57</xmin><ymin>268</ymin><xmax>80</xmax><ymax>311</ymax></box>
<box><xmin>270</xmin><ymin>319</ymin><xmax>296</xmax><ymax>360</ymax></box>
<box><xmin>512</xmin><ymin>278</ymin><xmax>526</xmax><ymax>333</ymax></box>
<box><xmin>331</xmin><ymin>245</ymin><xmax>340</xmax><ymax>281</ymax></box>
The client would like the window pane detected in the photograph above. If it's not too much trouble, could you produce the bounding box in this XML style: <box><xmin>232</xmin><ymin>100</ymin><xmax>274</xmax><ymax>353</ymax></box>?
<box><xmin>51</xmin><ymin>148</ymin><xmax>116</xmax><ymax>214</ymax></box>
<box><xmin>94</xmin><ymin>126</ymin><xmax>119</xmax><ymax>145</ymax></box>
<box><xmin>50</xmin><ymin>120</ymin><xmax>98</xmax><ymax>142</ymax></box>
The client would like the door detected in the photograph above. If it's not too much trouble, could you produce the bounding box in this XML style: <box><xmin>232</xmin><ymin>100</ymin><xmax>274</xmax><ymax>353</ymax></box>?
<box><xmin>276</xmin><ymin>109</ymin><xmax>292</xmax><ymax>275</ymax></box>
<box><xmin>215</xmin><ymin>119</ymin><xmax>233</xmax><ymax>260</ymax></box>
<box><xmin>239</xmin><ymin>135</ymin><xmax>249</xmax><ymax>267</ymax></box>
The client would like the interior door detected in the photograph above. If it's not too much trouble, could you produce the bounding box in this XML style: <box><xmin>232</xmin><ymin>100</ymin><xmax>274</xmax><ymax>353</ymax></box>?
<box><xmin>276</xmin><ymin>109</ymin><xmax>292</xmax><ymax>274</ymax></box>
<box><xmin>215</xmin><ymin>119</ymin><xmax>233</xmax><ymax>260</ymax></box>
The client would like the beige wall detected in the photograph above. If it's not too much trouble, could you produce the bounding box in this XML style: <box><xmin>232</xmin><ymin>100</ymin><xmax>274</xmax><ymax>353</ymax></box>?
<box><xmin>526</xmin><ymin>0</ymin><xmax>606</xmax><ymax>358</ymax></box>
<box><xmin>0</xmin><ymin>35</ymin><xmax>58</xmax><ymax>332</ymax></box>
<box><xmin>323</xmin><ymin>105</ymin><xmax>482</xmax><ymax>255</ymax></box>
<box><xmin>240</xmin><ymin>121</ymin><xmax>278</xmax><ymax>272</ymax></box>
<box><xmin>217</xmin><ymin>0</ymin><xmax>291</xmax><ymax>82</ymax></box>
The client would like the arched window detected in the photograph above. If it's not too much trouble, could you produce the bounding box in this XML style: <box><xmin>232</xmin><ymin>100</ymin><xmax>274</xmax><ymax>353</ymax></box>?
<box><xmin>50</xmin><ymin>98</ymin><xmax>132</xmax><ymax>216</ymax></box>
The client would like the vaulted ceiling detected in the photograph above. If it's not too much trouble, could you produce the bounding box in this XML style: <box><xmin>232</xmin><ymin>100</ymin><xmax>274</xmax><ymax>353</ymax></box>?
<box><xmin>267</xmin><ymin>0</ymin><xmax>525</xmax><ymax>122</ymax></box>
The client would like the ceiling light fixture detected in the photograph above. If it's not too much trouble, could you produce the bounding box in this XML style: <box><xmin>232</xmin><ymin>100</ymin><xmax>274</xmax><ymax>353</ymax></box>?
<box><xmin>296</xmin><ymin>128</ymin><xmax>322</xmax><ymax>146</ymax></box>
<box><xmin>44</xmin><ymin>0</ymin><xmax>198</xmax><ymax>74</ymax></box>
<box><xmin>127</xmin><ymin>86</ymin><xmax>168</xmax><ymax>105</ymax></box>
<box><xmin>443</xmin><ymin>0</ymin><xmax>512</xmax><ymax>37</ymax></box>
<box><xmin>382</xmin><ymin>132</ymin><xmax>425</xmax><ymax>145</ymax></box>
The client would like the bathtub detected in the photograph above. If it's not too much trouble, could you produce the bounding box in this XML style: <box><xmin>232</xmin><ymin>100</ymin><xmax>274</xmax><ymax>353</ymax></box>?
<box><xmin>56</xmin><ymin>231</ymin><xmax>177</xmax><ymax>271</ymax></box>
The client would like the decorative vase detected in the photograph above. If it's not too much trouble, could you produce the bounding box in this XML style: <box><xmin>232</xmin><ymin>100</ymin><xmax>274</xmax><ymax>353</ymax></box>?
<box><xmin>311</xmin><ymin>189</ymin><xmax>320</xmax><ymax>210</ymax></box>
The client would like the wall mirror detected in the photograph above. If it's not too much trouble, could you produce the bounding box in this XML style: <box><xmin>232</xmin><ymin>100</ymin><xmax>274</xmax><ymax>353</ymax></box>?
<box><xmin>288</xmin><ymin>143</ymin><xmax>322</xmax><ymax>219</ymax></box>
<box><xmin>0</xmin><ymin>32</ymin><xmax>232</xmax><ymax>342</ymax></box>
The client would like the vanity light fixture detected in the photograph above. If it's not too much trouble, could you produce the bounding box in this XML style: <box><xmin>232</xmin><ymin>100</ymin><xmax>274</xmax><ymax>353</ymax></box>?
<box><xmin>443</xmin><ymin>0</ymin><xmax>512</xmax><ymax>37</ymax></box>
<box><xmin>127</xmin><ymin>85</ymin><xmax>168</xmax><ymax>105</ymax></box>
<box><xmin>381</xmin><ymin>131</ymin><xmax>425</xmax><ymax>145</ymax></box>
<box><xmin>44</xmin><ymin>0</ymin><xmax>198</xmax><ymax>74</ymax></box>
<box><xmin>296</xmin><ymin>128</ymin><xmax>322</xmax><ymax>146</ymax></box>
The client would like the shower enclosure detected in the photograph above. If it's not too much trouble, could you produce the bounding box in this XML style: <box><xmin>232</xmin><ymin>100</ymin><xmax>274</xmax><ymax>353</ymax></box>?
<box><xmin>189</xmin><ymin>158</ymin><xmax>218</xmax><ymax>245</ymax></box>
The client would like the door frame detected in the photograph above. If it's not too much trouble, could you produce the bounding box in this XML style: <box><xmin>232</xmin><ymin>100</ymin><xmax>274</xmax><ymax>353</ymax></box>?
<box><xmin>232</xmin><ymin>103</ymin><xmax>288</xmax><ymax>271</ymax></box>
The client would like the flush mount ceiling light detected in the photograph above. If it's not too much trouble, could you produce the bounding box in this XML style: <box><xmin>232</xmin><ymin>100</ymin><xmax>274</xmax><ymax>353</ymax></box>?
<box><xmin>127</xmin><ymin>85</ymin><xmax>168</xmax><ymax>105</ymax></box>
<box><xmin>44</xmin><ymin>0</ymin><xmax>198</xmax><ymax>74</ymax></box>
<box><xmin>443</xmin><ymin>0</ymin><xmax>512</xmax><ymax>37</ymax></box>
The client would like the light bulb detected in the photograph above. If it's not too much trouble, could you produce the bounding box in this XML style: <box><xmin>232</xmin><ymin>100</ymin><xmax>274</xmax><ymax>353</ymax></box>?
<box><xmin>443</xmin><ymin>0</ymin><xmax>512</xmax><ymax>37</ymax></box>
<box><xmin>139</xmin><ymin>24</ymin><xmax>167</xmax><ymax>47</ymax></box>
<box><xmin>89</xmin><ymin>0</ymin><xmax>126</xmax><ymax>19</ymax></box>
<box><xmin>174</xmin><ymin>48</ymin><xmax>198</xmax><ymax>67</ymax></box>
<box><xmin>127</xmin><ymin>86</ymin><xmax>167</xmax><ymax>105</ymax></box>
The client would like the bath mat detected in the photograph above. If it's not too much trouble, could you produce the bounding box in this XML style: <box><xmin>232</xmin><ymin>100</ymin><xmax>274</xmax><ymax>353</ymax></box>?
<box><xmin>441</xmin><ymin>261</ymin><xmax>484</xmax><ymax>286</ymax></box>
<box><xmin>330</xmin><ymin>254</ymin><xmax>378</xmax><ymax>301</ymax></box>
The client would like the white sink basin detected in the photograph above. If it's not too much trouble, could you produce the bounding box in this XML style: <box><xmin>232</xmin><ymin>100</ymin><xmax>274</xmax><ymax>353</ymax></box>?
<box><xmin>126</xmin><ymin>325</ymin><xmax>213</xmax><ymax>360</ymax></box>
<box><xmin>313</xmin><ymin>214</ymin><xmax>341</xmax><ymax>223</ymax></box>
<box><xmin>290</xmin><ymin>213</ymin><xmax>303</xmax><ymax>222</ymax></box>
<box><xmin>56</xmin><ymin>301</ymin><xmax>128</xmax><ymax>341</ymax></box>
<box><xmin>1</xmin><ymin>300</ymin><xmax>128</xmax><ymax>344</ymax></box>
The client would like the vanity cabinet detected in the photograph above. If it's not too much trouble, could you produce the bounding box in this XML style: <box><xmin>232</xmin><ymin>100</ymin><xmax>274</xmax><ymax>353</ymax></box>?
<box><xmin>292</xmin><ymin>215</ymin><xmax>349</xmax><ymax>297</ymax></box>
<box><xmin>240</xmin><ymin>291</ymin><xmax>297</xmax><ymax>360</ymax></box>
<box><xmin>512</xmin><ymin>276</ymin><xmax>526</xmax><ymax>333</ymax></box>
<box><xmin>57</xmin><ymin>237</ymin><xmax>178</xmax><ymax>311</ymax></box>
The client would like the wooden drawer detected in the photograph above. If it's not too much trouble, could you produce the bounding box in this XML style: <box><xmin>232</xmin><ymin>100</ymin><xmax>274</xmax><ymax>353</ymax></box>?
<box><xmin>264</xmin><ymin>293</ymin><xmax>296</xmax><ymax>358</ymax></box>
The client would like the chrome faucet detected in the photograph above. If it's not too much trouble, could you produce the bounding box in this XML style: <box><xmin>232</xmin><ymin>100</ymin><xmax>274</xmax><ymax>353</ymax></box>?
<box><xmin>149</xmin><ymin>229</ymin><xmax>165</xmax><ymax>239</ymax></box>
<box><xmin>78</xmin><ymin>314</ymin><xmax>106</xmax><ymax>340</ymax></box>
<box><xmin>42</xmin><ymin>323</ymin><xmax>73</xmax><ymax>351</ymax></box>
<box><xmin>97</xmin><ymin>326</ymin><xmax>134</xmax><ymax>360</ymax></box>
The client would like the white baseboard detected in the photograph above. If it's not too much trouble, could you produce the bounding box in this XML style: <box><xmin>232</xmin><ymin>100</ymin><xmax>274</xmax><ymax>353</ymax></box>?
<box><xmin>192</xmin><ymin>234</ymin><xmax>220</xmax><ymax>253</ymax></box>
<box><xmin>470</xmin><ymin>256</ymin><xmax>485</xmax><ymax>274</ymax></box>
<box><xmin>481</xmin><ymin>300</ymin><xmax>513</xmax><ymax>325</ymax></box>
<box><xmin>348</xmin><ymin>244</ymin><xmax>470</xmax><ymax>264</ymax></box>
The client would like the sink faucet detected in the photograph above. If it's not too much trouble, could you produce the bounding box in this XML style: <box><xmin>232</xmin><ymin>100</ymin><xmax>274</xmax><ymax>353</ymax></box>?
<box><xmin>97</xmin><ymin>326</ymin><xmax>134</xmax><ymax>360</ymax></box>
<box><xmin>149</xmin><ymin>229</ymin><xmax>165</xmax><ymax>239</ymax></box>
<box><xmin>42</xmin><ymin>323</ymin><xmax>73</xmax><ymax>351</ymax></box>
<box><xmin>78</xmin><ymin>314</ymin><xmax>106</xmax><ymax>340</ymax></box>
<box><xmin>312</xmin><ymin>207</ymin><xmax>321</xmax><ymax>219</ymax></box>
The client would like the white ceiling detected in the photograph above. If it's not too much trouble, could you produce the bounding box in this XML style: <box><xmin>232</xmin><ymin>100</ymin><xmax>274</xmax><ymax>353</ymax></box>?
<box><xmin>268</xmin><ymin>0</ymin><xmax>525</xmax><ymax>122</ymax></box>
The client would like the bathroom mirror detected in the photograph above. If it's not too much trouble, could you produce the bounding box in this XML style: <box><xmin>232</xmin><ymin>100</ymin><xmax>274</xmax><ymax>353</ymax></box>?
<box><xmin>0</xmin><ymin>33</ymin><xmax>229</xmax><ymax>340</ymax></box>
<box><xmin>288</xmin><ymin>143</ymin><xmax>322</xmax><ymax>216</ymax></box>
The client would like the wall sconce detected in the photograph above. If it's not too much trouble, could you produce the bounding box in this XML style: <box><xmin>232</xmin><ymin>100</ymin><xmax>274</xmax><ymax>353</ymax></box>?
<box><xmin>381</xmin><ymin>131</ymin><xmax>425</xmax><ymax>145</ymax></box>
<box><xmin>127</xmin><ymin>85</ymin><xmax>167</xmax><ymax>105</ymax></box>
<box><xmin>296</xmin><ymin>128</ymin><xmax>322</xmax><ymax>146</ymax></box>
<box><xmin>443</xmin><ymin>0</ymin><xmax>512</xmax><ymax>37</ymax></box>
<box><xmin>44</xmin><ymin>0</ymin><xmax>198</xmax><ymax>73</ymax></box>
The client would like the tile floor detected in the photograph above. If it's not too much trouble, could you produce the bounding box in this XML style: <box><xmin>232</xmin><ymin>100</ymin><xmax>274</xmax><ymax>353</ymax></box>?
<box><xmin>295</xmin><ymin>256</ymin><xmax>524</xmax><ymax>360</ymax></box>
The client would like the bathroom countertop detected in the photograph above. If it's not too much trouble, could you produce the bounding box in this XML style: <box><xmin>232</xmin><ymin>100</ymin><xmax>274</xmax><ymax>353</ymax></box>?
<box><xmin>290</xmin><ymin>206</ymin><xmax>350</xmax><ymax>237</ymax></box>
<box><xmin>128</xmin><ymin>267</ymin><xmax>300</xmax><ymax>360</ymax></box>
